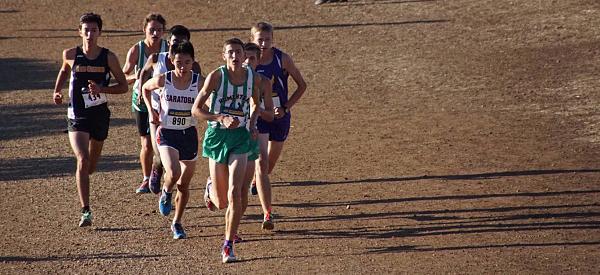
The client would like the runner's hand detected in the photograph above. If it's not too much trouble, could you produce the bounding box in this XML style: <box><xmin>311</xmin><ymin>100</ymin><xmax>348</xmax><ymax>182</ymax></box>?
<box><xmin>53</xmin><ymin>92</ymin><xmax>63</xmax><ymax>105</ymax></box>
<box><xmin>220</xmin><ymin>115</ymin><xmax>240</xmax><ymax>129</ymax></box>
<box><xmin>250</xmin><ymin>127</ymin><xmax>258</xmax><ymax>140</ymax></box>
<box><xmin>150</xmin><ymin>109</ymin><xmax>160</xmax><ymax>125</ymax></box>
<box><xmin>274</xmin><ymin>107</ymin><xmax>285</xmax><ymax>119</ymax></box>
<box><xmin>88</xmin><ymin>80</ymin><xmax>101</xmax><ymax>96</ymax></box>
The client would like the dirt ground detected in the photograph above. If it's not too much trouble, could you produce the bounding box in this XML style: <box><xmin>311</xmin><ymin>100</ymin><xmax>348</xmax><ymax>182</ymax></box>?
<box><xmin>1</xmin><ymin>0</ymin><xmax>599</xmax><ymax>273</ymax></box>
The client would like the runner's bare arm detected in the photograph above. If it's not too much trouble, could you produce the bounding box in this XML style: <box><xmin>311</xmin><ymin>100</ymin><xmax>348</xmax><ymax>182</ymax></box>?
<box><xmin>139</xmin><ymin>53</ymin><xmax>158</xmax><ymax>87</ymax></box>
<box><xmin>142</xmin><ymin>74</ymin><xmax>165</xmax><ymax>124</ymax></box>
<box><xmin>248</xmin><ymin>75</ymin><xmax>262</xmax><ymax>138</ymax></box>
<box><xmin>52</xmin><ymin>48</ymin><xmax>75</xmax><ymax>105</ymax></box>
<box><xmin>122</xmin><ymin>44</ymin><xmax>139</xmax><ymax>85</ymax></box>
<box><xmin>192</xmin><ymin>70</ymin><xmax>219</xmax><ymax>121</ymax></box>
<box><xmin>282</xmin><ymin>53</ymin><xmax>307</xmax><ymax>110</ymax></box>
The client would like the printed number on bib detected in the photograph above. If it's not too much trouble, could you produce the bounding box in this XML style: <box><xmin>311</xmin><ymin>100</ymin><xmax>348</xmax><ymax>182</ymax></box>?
<box><xmin>166</xmin><ymin>109</ymin><xmax>192</xmax><ymax>128</ymax></box>
<box><xmin>261</xmin><ymin>91</ymin><xmax>281</xmax><ymax>109</ymax></box>
<box><xmin>82</xmin><ymin>87</ymin><xmax>107</xmax><ymax>108</ymax></box>
<box><xmin>222</xmin><ymin>107</ymin><xmax>246</xmax><ymax>128</ymax></box>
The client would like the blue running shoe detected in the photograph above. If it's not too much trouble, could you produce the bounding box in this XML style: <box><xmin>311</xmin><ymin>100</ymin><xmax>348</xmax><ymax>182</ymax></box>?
<box><xmin>149</xmin><ymin>167</ymin><xmax>162</xmax><ymax>194</ymax></box>
<box><xmin>222</xmin><ymin>244</ymin><xmax>237</xmax><ymax>263</ymax></box>
<box><xmin>135</xmin><ymin>179</ymin><xmax>150</xmax><ymax>194</ymax></box>
<box><xmin>159</xmin><ymin>190</ymin><xmax>173</xmax><ymax>216</ymax></box>
<box><xmin>171</xmin><ymin>223</ymin><xmax>187</xmax><ymax>239</ymax></box>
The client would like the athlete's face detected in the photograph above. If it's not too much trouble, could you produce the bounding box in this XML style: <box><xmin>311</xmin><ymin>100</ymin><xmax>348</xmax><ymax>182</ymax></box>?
<box><xmin>223</xmin><ymin>43</ymin><xmax>245</xmax><ymax>69</ymax></box>
<box><xmin>79</xmin><ymin>22</ymin><xmax>100</xmax><ymax>44</ymax></box>
<box><xmin>244</xmin><ymin>50</ymin><xmax>259</xmax><ymax>70</ymax></box>
<box><xmin>171</xmin><ymin>53</ymin><xmax>194</xmax><ymax>74</ymax></box>
<box><xmin>252</xmin><ymin>31</ymin><xmax>273</xmax><ymax>50</ymax></box>
<box><xmin>144</xmin><ymin>20</ymin><xmax>164</xmax><ymax>42</ymax></box>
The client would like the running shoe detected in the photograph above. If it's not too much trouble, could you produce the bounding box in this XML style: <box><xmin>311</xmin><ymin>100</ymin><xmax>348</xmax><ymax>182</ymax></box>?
<box><xmin>159</xmin><ymin>190</ymin><xmax>173</xmax><ymax>216</ymax></box>
<box><xmin>233</xmin><ymin>234</ymin><xmax>244</xmax><ymax>244</ymax></box>
<box><xmin>250</xmin><ymin>180</ymin><xmax>258</xmax><ymax>196</ymax></box>
<box><xmin>149</xmin><ymin>167</ymin><xmax>163</xmax><ymax>194</ymax></box>
<box><xmin>222</xmin><ymin>244</ymin><xmax>237</xmax><ymax>263</ymax></box>
<box><xmin>135</xmin><ymin>179</ymin><xmax>150</xmax><ymax>194</ymax></box>
<box><xmin>262</xmin><ymin>212</ymin><xmax>274</xmax><ymax>230</ymax></box>
<box><xmin>78</xmin><ymin>211</ymin><xmax>92</xmax><ymax>227</ymax></box>
<box><xmin>204</xmin><ymin>179</ymin><xmax>216</xmax><ymax>212</ymax></box>
<box><xmin>171</xmin><ymin>223</ymin><xmax>187</xmax><ymax>239</ymax></box>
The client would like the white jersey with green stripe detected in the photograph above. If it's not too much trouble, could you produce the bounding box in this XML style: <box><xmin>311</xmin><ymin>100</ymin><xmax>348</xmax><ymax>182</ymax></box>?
<box><xmin>132</xmin><ymin>39</ymin><xmax>169</xmax><ymax>112</ymax></box>
<box><xmin>208</xmin><ymin>65</ymin><xmax>255</xmax><ymax>129</ymax></box>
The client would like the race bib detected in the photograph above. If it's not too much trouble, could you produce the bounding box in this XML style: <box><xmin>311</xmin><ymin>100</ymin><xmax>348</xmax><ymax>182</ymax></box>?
<box><xmin>261</xmin><ymin>91</ymin><xmax>281</xmax><ymax>109</ymax></box>
<box><xmin>82</xmin><ymin>87</ymin><xmax>107</xmax><ymax>108</ymax></box>
<box><xmin>222</xmin><ymin>107</ymin><xmax>247</xmax><ymax>128</ymax></box>
<box><xmin>166</xmin><ymin>109</ymin><xmax>192</xmax><ymax>128</ymax></box>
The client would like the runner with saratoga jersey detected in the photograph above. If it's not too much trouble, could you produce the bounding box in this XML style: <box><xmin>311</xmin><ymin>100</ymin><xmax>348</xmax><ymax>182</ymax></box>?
<box><xmin>138</xmin><ymin>24</ymin><xmax>202</xmax><ymax>194</ymax></box>
<box><xmin>141</xmin><ymin>41</ymin><xmax>202</xmax><ymax>239</ymax></box>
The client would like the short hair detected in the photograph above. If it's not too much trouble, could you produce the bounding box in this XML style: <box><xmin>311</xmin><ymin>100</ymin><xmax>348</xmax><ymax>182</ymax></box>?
<box><xmin>170</xmin><ymin>41</ymin><xmax>195</xmax><ymax>60</ymax></box>
<box><xmin>244</xmin><ymin>42</ymin><xmax>261</xmax><ymax>59</ymax></box>
<box><xmin>79</xmin><ymin>13</ymin><xmax>103</xmax><ymax>31</ymax></box>
<box><xmin>223</xmin><ymin>38</ymin><xmax>244</xmax><ymax>52</ymax></box>
<box><xmin>144</xmin><ymin>13</ymin><xmax>166</xmax><ymax>28</ymax></box>
<box><xmin>169</xmin><ymin>25</ymin><xmax>191</xmax><ymax>41</ymax></box>
<box><xmin>251</xmin><ymin>21</ymin><xmax>273</xmax><ymax>35</ymax></box>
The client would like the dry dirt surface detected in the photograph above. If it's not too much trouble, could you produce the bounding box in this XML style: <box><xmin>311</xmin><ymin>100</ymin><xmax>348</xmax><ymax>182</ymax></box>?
<box><xmin>1</xmin><ymin>0</ymin><xmax>600</xmax><ymax>274</ymax></box>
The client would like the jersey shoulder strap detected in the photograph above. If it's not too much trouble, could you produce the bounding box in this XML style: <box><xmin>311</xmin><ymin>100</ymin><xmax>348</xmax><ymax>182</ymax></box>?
<box><xmin>137</xmin><ymin>40</ymin><xmax>145</xmax><ymax>68</ymax></box>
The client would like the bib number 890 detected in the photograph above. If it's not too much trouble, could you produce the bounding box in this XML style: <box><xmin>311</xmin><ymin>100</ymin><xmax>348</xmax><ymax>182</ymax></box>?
<box><xmin>172</xmin><ymin>117</ymin><xmax>186</xmax><ymax>126</ymax></box>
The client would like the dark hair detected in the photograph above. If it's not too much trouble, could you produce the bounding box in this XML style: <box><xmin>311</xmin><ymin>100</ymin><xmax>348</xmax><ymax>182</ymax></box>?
<box><xmin>244</xmin><ymin>42</ymin><xmax>261</xmax><ymax>58</ymax></box>
<box><xmin>251</xmin><ymin>21</ymin><xmax>273</xmax><ymax>35</ymax></box>
<box><xmin>170</xmin><ymin>41</ymin><xmax>195</xmax><ymax>60</ymax></box>
<box><xmin>223</xmin><ymin>38</ymin><xmax>244</xmax><ymax>52</ymax></box>
<box><xmin>169</xmin><ymin>25</ymin><xmax>191</xmax><ymax>41</ymax></box>
<box><xmin>144</xmin><ymin>13</ymin><xmax>166</xmax><ymax>28</ymax></box>
<box><xmin>79</xmin><ymin>13</ymin><xmax>103</xmax><ymax>31</ymax></box>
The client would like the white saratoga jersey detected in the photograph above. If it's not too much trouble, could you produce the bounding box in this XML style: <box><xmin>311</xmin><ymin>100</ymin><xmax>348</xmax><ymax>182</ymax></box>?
<box><xmin>159</xmin><ymin>71</ymin><xmax>200</xmax><ymax>130</ymax></box>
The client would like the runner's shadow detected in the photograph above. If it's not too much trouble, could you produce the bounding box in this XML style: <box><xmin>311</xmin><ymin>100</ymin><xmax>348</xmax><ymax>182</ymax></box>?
<box><xmin>278</xmin><ymin>168</ymin><xmax>600</xmax><ymax>187</ymax></box>
<box><xmin>334</xmin><ymin>0</ymin><xmax>437</xmax><ymax>6</ymax></box>
<box><xmin>0</xmin><ymin>103</ymin><xmax>134</xmax><ymax>141</ymax></box>
<box><xmin>94</xmin><ymin>227</ymin><xmax>145</xmax><ymax>232</ymax></box>
<box><xmin>0</xmin><ymin>154</ymin><xmax>138</xmax><ymax>181</ymax></box>
<box><xmin>0</xmin><ymin>58</ymin><xmax>57</xmax><ymax>91</ymax></box>
<box><xmin>276</xmin><ymin>189</ymin><xmax>600</xmax><ymax>208</ymax></box>
<box><xmin>366</xmin><ymin>240</ymin><xmax>600</xmax><ymax>254</ymax></box>
<box><xmin>0</xmin><ymin>252</ymin><xmax>165</xmax><ymax>263</ymax></box>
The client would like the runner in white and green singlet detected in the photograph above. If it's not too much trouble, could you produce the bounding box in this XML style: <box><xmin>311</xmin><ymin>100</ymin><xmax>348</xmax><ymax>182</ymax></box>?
<box><xmin>192</xmin><ymin>38</ymin><xmax>261</xmax><ymax>264</ymax></box>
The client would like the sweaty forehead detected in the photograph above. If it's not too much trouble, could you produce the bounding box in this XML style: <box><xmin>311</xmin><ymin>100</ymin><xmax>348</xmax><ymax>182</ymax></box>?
<box><xmin>146</xmin><ymin>20</ymin><xmax>164</xmax><ymax>28</ymax></box>
<box><xmin>80</xmin><ymin>22</ymin><xmax>99</xmax><ymax>29</ymax></box>
<box><xmin>225</xmin><ymin>44</ymin><xmax>243</xmax><ymax>51</ymax></box>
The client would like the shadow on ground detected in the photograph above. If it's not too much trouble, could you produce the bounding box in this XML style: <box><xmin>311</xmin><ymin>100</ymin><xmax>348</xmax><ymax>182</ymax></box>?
<box><xmin>0</xmin><ymin>58</ymin><xmax>57</xmax><ymax>91</ymax></box>
<box><xmin>277</xmin><ymin>169</ymin><xmax>600</xmax><ymax>187</ymax></box>
<box><xmin>0</xmin><ymin>103</ymin><xmax>134</xmax><ymax>141</ymax></box>
<box><xmin>0</xmin><ymin>252</ymin><xmax>165</xmax><ymax>263</ymax></box>
<box><xmin>0</xmin><ymin>154</ymin><xmax>138</xmax><ymax>181</ymax></box>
